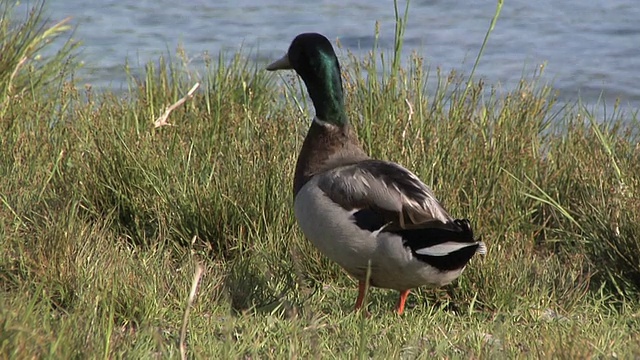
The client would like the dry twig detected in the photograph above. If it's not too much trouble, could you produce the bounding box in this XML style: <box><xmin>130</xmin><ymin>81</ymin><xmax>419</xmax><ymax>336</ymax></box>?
<box><xmin>180</xmin><ymin>262</ymin><xmax>204</xmax><ymax>360</ymax></box>
<box><xmin>154</xmin><ymin>83</ymin><xmax>200</xmax><ymax>128</ymax></box>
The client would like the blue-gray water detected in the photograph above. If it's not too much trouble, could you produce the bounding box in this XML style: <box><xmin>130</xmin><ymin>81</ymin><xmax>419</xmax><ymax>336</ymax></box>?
<box><xmin>29</xmin><ymin>0</ymin><xmax>640</xmax><ymax>111</ymax></box>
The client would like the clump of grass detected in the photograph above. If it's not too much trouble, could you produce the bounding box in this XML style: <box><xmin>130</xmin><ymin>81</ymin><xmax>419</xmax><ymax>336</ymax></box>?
<box><xmin>2</xmin><ymin>0</ymin><xmax>640</xmax><ymax>358</ymax></box>
<box><xmin>0</xmin><ymin>0</ymin><xmax>78</xmax><ymax>119</ymax></box>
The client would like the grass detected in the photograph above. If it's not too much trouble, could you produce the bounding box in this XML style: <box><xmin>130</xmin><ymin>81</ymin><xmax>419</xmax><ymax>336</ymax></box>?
<box><xmin>2</xmin><ymin>0</ymin><xmax>640</xmax><ymax>358</ymax></box>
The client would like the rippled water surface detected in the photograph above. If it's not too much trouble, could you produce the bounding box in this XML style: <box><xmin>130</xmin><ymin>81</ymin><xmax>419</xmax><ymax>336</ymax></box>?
<box><xmin>29</xmin><ymin>0</ymin><xmax>640</xmax><ymax>109</ymax></box>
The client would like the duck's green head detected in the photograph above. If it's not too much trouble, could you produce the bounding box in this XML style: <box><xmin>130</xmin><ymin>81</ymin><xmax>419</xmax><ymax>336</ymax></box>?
<box><xmin>267</xmin><ymin>33</ymin><xmax>348</xmax><ymax>126</ymax></box>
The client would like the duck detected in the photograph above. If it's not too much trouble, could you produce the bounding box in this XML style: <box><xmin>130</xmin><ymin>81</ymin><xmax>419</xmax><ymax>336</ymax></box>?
<box><xmin>266</xmin><ymin>33</ymin><xmax>486</xmax><ymax>315</ymax></box>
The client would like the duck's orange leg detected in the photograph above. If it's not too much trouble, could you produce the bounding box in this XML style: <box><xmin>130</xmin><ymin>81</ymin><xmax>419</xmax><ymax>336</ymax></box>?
<box><xmin>396</xmin><ymin>289</ymin><xmax>410</xmax><ymax>315</ymax></box>
<box><xmin>354</xmin><ymin>280</ymin><xmax>366</xmax><ymax>311</ymax></box>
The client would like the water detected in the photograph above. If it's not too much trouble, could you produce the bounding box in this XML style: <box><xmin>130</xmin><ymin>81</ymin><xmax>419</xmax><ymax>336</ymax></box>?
<box><xmin>24</xmin><ymin>0</ymin><xmax>640</xmax><ymax>111</ymax></box>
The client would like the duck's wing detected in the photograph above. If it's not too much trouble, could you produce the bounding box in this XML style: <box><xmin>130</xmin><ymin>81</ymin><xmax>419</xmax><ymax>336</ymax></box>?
<box><xmin>318</xmin><ymin>160</ymin><xmax>486</xmax><ymax>262</ymax></box>
<box><xmin>318</xmin><ymin>159</ymin><xmax>454</xmax><ymax>230</ymax></box>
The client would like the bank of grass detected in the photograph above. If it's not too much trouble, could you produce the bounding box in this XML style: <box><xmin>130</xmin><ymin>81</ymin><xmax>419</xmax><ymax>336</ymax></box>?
<box><xmin>2</xmin><ymin>2</ymin><xmax>640</xmax><ymax>359</ymax></box>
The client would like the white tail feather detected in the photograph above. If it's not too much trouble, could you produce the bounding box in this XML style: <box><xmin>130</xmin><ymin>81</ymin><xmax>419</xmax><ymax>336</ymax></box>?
<box><xmin>476</xmin><ymin>241</ymin><xmax>487</xmax><ymax>255</ymax></box>
<box><xmin>415</xmin><ymin>241</ymin><xmax>486</xmax><ymax>257</ymax></box>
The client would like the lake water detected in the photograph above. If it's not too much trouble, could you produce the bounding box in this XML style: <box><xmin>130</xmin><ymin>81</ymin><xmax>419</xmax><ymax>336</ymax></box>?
<box><xmin>24</xmin><ymin>0</ymin><xmax>640</xmax><ymax>113</ymax></box>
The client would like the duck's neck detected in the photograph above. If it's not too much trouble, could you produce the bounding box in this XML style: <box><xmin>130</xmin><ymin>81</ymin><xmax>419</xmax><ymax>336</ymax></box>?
<box><xmin>293</xmin><ymin>121</ymin><xmax>368</xmax><ymax>196</ymax></box>
<box><xmin>302</xmin><ymin>52</ymin><xmax>348</xmax><ymax>126</ymax></box>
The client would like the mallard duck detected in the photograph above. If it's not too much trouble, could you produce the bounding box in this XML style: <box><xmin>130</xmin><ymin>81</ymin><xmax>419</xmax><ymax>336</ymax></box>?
<box><xmin>266</xmin><ymin>33</ymin><xmax>486</xmax><ymax>315</ymax></box>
